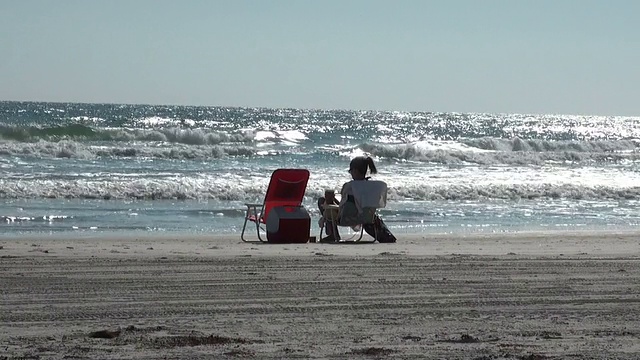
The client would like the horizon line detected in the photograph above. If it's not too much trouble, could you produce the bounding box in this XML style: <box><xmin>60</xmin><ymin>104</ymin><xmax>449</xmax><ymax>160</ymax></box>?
<box><xmin>0</xmin><ymin>98</ymin><xmax>637</xmax><ymax>118</ymax></box>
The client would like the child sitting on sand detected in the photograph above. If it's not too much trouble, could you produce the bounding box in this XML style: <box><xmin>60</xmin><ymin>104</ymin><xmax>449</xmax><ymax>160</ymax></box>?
<box><xmin>317</xmin><ymin>156</ymin><xmax>396</xmax><ymax>243</ymax></box>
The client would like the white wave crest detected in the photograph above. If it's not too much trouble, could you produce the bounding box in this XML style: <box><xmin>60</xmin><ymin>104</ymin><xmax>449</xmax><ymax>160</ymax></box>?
<box><xmin>463</xmin><ymin>137</ymin><xmax>639</xmax><ymax>153</ymax></box>
<box><xmin>0</xmin><ymin>177</ymin><xmax>267</xmax><ymax>200</ymax></box>
<box><xmin>1</xmin><ymin>178</ymin><xmax>639</xmax><ymax>201</ymax></box>
<box><xmin>253</xmin><ymin>130</ymin><xmax>306</xmax><ymax>144</ymax></box>
<box><xmin>105</xmin><ymin>128</ymin><xmax>256</xmax><ymax>145</ymax></box>
<box><xmin>1</xmin><ymin>215</ymin><xmax>71</xmax><ymax>223</ymax></box>
<box><xmin>358</xmin><ymin>140</ymin><xmax>640</xmax><ymax>165</ymax></box>
<box><xmin>389</xmin><ymin>183</ymin><xmax>640</xmax><ymax>201</ymax></box>
<box><xmin>0</xmin><ymin>140</ymin><xmax>255</xmax><ymax>160</ymax></box>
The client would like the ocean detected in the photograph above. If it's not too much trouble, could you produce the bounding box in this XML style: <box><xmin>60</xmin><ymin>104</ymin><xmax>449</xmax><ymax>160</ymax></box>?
<box><xmin>1</xmin><ymin>101</ymin><xmax>640</xmax><ymax>237</ymax></box>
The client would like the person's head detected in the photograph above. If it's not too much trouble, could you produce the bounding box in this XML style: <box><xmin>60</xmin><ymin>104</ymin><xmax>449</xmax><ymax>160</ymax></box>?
<box><xmin>348</xmin><ymin>156</ymin><xmax>377</xmax><ymax>180</ymax></box>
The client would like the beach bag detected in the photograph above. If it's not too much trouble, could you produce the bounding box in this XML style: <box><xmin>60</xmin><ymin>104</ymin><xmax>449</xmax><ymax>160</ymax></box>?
<box><xmin>374</xmin><ymin>217</ymin><xmax>397</xmax><ymax>243</ymax></box>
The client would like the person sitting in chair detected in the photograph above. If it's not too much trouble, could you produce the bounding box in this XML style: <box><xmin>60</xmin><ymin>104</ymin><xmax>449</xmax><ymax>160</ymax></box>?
<box><xmin>317</xmin><ymin>156</ymin><xmax>397</xmax><ymax>243</ymax></box>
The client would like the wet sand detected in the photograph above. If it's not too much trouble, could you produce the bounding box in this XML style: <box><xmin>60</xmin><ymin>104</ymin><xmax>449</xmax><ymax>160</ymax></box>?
<box><xmin>1</xmin><ymin>231</ymin><xmax>640</xmax><ymax>359</ymax></box>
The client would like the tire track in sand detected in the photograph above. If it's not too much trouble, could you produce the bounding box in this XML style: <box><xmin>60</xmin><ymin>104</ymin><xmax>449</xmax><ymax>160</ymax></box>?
<box><xmin>2</xmin><ymin>255</ymin><xmax>639</xmax><ymax>359</ymax></box>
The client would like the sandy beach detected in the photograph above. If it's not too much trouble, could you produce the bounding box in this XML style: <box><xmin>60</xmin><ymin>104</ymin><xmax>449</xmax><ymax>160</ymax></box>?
<box><xmin>2</xmin><ymin>231</ymin><xmax>640</xmax><ymax>359</ymax></box>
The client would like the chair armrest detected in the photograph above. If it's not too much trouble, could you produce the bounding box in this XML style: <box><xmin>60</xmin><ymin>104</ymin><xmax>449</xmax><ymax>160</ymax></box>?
<box><xmin>321</xmin><ymin>204</ymin><xmax>340</xmax><ymax>222</ymax></box>
<box><xmin>322</xmin><ymin>204</ymin><xmax>340</xmax><ymax>210</ymax></box>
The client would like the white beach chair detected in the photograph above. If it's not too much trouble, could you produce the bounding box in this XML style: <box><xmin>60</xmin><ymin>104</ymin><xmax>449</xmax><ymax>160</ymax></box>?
<box><xmin>320</xmin><ymin>180</ymin><xmax>388</xmax><ymax>243</ymax></box>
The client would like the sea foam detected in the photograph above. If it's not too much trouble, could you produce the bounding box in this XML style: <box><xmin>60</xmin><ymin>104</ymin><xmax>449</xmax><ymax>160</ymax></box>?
<box><xmin>1</xmin><ymin>177</ymin><xmax>639</xmax><ymax>201</ymax></box>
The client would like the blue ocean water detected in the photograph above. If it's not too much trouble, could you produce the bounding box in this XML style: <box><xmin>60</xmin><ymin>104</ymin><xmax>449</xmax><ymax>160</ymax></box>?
<box><xmin>2</xmin><ymin>101</ymin><xmax>640</xmax><ymax>237</ymax></box>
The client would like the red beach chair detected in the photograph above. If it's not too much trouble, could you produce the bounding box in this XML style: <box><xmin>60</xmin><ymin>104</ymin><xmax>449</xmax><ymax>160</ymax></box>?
<box><xmin>241</xmin><ymin>168</ymin><xmax>310</xmax><ymax>242</ymax></box>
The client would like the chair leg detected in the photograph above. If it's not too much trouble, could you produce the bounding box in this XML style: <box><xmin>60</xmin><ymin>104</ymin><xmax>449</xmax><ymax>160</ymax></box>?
<box><xmin>256</xmin><ymin>217</ymin><xmax>265</xmax><ymax>242</ymax></box>
<box><xmin>240</xmin><ymin>209</ymin><xmax>251</xmax><ymax>242</ymax></box>
<box><xmin>241</xmin><ymin>205</ymin><xmax>265</xmax><ymax>243</ymax></box>
<box><xmin>355</xmin><ymin>225</ymin><xmax>364</xmax><ymax>242</ymax></box>
<box><xmin>256</xmin><ymin>204</ymin><xmax>267</xmax><ymax>242</ymax></box>
<box><xmin>318</xmin><ymin>217</ymin><xmax>336</xmax><ymax>241</ymax></box>
<box><xmin>319</xmin><ymin>212</ymin><xmax>339</xmax><ymax>242</ymax></box>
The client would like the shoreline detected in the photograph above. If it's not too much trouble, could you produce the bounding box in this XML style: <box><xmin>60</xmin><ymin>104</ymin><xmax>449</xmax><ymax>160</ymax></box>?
<box><xmin>1</xmin><ymin>229</ymin><xmax>640</xmax><ymax>259</ymax></box>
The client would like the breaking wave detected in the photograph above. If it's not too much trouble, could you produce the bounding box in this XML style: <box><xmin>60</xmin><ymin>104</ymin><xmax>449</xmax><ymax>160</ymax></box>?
<box><xmin>0</xmin><ymin>140</ymin><xmax>255</xmax><ymax>160</ymax></box>
<box><xmin>0</xmin><ymin>124</ymin><xmax>255</xmax><ymax>145</ymax></box>
<box><xmin>1</xmin><ymin>215</ymin><xmax>72</xmax><ymax>223</ymax></box>
<box><xmin>1</xmin><ymin>179</ymin><xmax>639</xmax><ymax>201</ymax></box>
<box><xmin>0</xmin><ymin>178</ymin><xmax>266</xmax><ymax>200</ymax></box>
<box><xmin>462</xmin><ymin>137</ymin><xmax>639</xmax><ymax>152</ymax></box>
<box><xmin>388</xmin><ymin>183</ymin><xmax>640</xmax><ymax>201</ymax></box>
<box><xmin>359</xmin><ymin>138</ymin><xmax>640</xmax><ymax>165</ymax></box>
<box><xmin>4</xmin><ymin>138</ymin><xmax>639</xmax><ymax>163</ymax></box>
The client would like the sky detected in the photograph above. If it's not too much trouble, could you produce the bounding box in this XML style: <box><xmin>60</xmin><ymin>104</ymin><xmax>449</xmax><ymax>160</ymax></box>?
<box><xmin>1</xmin><ymin>0</ymin><xmax>639</xmax><ymax>115</ymax></box>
